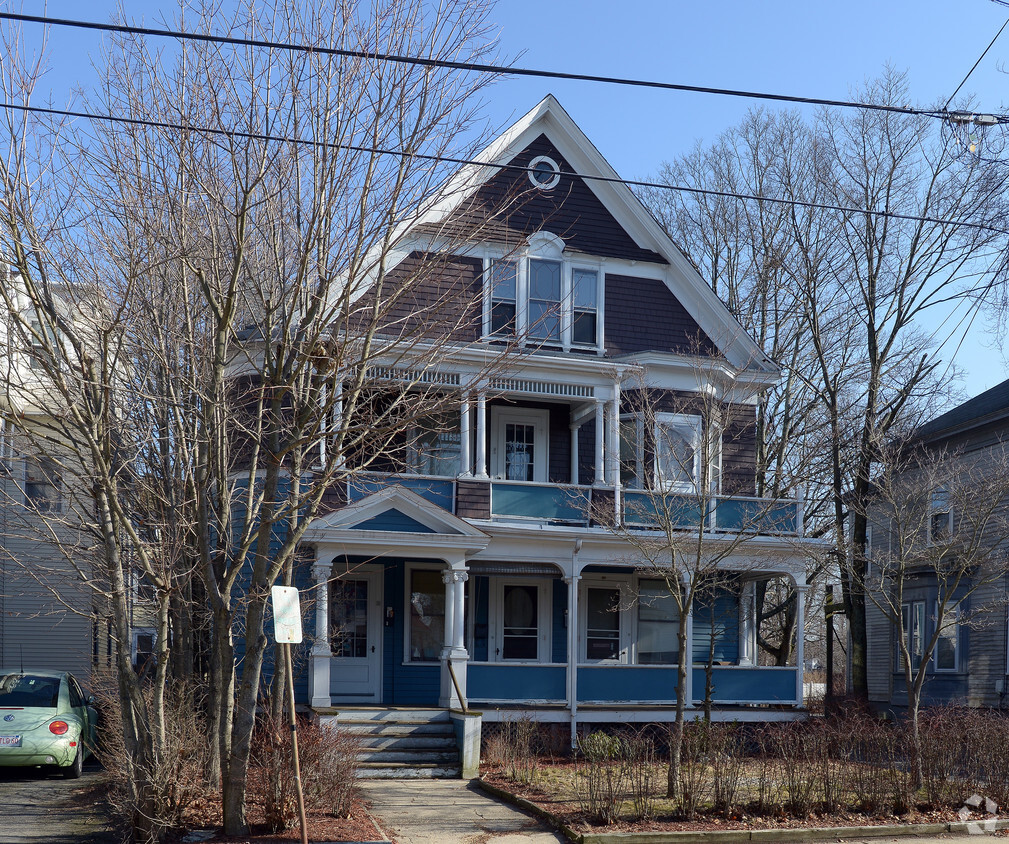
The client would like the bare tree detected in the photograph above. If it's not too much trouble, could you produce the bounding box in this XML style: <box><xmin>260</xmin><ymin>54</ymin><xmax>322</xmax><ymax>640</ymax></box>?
<box><xmin>645</xmin><ymin>71</ymin><xmax>1009</xmax><ymax>696</ymax></box>
<box><xmin>596</xmin><ymin>366</ymin><xmax>807</xmax><ymax>799</ymax></box>
<box><xmin>0</xmin><ymin>1</ymin><xmax>502</xmax><ymax>839</ymax></box>
<box><xmin>859</xmin><ymin>440</ymin><xmax>1009</xmax><ymax>787</ymax></box>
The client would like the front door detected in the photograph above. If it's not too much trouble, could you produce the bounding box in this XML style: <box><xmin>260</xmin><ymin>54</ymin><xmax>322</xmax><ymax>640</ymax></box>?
<box><xmin>329</xmin><ymin>569</ymin><xmax>383</xmax><ymax>702</ymax></box>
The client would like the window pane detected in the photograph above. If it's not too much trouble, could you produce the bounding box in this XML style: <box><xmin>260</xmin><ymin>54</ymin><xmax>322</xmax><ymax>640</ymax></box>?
<box><xmin>409</xmin><ymin>413</ymin><xmax>461</xmax><ymax>476</ymax></box>
<box><xmin>656</xmin><ymin>421</ymin><xmax>697</xmax><ymax>491</ymax></box>
<box><xmin>502</xmin><ymin>584</ymin><xmax>538</xmax><ymax>660</ymax></box>
<box><xmin>491</xmin><ymin>302</ymin><xmax>516</xmax><ymax>335</ymax></box>
<box><xmin>572</xmin><ymin>310</ymin><xmax>597</xmax><ymax>345</ymax></box>
<box><xmin>586</xmin><ymin>587</ymin><xmax>620</xmax><ymax>661</ymax></box>
<box><xmin>638</xmin><ymin>581</ymin><xmax>679</xmax><ymax>664</ymax></box>
<box><xmin>528</xmin><ymin>300</ymin><xmax>561</xmax><ymax>340</ymax></box>
<box><xmin>935</xmin><ymin>605</ymin><xmax>957</xmax><ymax>670</ymax></box>
<box><xmin>410</xmin><ymin>570</ymin><xmax>444</xmax><ymax>662</ymax></box>
<box><xmin>491</xmin><ymin>260</ymin><xmax>517</xmax><ymax>300</ymax></box>
<box><xmin>504</xmin><ymin>423</ymin><xmax>536</xmax><ymax>481</ymax></box>
<box><xmin>620</xmin><ymin>419</ymin><xmax>639</xmax><ymax>488</ymax></box>
<box><xmin>572</xmin><ymin>269</ymin><xmax>597</xmax><ymax>308</ymax></box>
<box><xmin>529</xmin><ymin>260</ymin><xmax>561</xmax><ymax>300</ymax></box>
<box><xmin>331</xmin><ymin>579</ymin><xmax>369</xmax><ymax>658</ymax></box>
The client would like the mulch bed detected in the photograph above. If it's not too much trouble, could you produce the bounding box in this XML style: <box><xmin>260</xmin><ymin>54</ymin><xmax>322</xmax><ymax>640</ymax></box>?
<box><xmin>480</xmin><ymin>764</ymin><xmax>996</xmax><ymax>836</ymax></box>
<box><xmin>177</xmin><ymin>792</ymin><xmax>387</xmax><ymax>843</ymax></box>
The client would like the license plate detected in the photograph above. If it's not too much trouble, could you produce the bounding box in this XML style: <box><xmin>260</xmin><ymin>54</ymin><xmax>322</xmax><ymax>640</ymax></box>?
<box><xmin>0</xmin><ymin>735</ymin><xmax>21</xmax><ymax>747</ymax></box>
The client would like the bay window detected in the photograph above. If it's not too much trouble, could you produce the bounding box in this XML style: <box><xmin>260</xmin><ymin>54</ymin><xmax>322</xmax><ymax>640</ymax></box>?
<box><xmin>934</xmin><ymin>601</ymin><xmax>959</xmax><ymax>672</ymax></box>
<box><xmin>655</xmin><ymin>413</ymin><xmax>703</xmax><ymax>493</ymax></box>
<box><xmin>406</xmin><ymin>412</ymin><xmax>461</xmax><ymax>477</ymax></box>
<box><xmin>898</xmin><ymin>600</ymin><xmax>925</xmax><ymax>671</ymax></box>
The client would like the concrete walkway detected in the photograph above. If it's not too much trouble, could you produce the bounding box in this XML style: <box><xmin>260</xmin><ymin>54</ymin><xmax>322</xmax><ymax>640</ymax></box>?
<box><xmin>358</xmin><ymin>779</ymin><xmax>566</xmax><ymax>844</ymax></box>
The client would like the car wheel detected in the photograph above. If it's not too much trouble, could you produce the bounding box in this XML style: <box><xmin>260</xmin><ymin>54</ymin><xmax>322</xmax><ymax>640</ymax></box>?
<box><xmin>62</xmin><ymin>744</ymin><xmax>83</xmax><ymax>779</ymax></box>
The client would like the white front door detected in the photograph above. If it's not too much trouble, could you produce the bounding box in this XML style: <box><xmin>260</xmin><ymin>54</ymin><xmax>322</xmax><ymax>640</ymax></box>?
<box><xmin>329</xmin><ymin>569</ymin><xmax>383</xmax><ymax>702</ymax></box>
<box><xmin>491</xmin><ymin>407</ymin><xmax>550</xmax><ymax>482</ymax></box>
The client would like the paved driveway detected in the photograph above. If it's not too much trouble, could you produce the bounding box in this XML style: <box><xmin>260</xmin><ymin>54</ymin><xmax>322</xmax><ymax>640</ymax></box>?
<box><xmin>0</xmin><ymin>760</ymin><xmax>115</xmax><ymax>843</ymax></box>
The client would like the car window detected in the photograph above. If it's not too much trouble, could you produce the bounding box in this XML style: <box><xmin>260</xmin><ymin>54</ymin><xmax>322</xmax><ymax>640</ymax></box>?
<box><xmin>0</xmin><ymin>673</ymin><xmax>60</xmax><ymax>707</ymax></box>
<box><xmin>67</xmin><ymin>677</ymin><xmax>83</xmax><ymax>708</ymax></box>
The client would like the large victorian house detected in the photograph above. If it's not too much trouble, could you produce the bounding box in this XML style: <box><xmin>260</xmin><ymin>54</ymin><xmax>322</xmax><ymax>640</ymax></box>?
<box><xmin>299</xmin><ymin>97</ymin><xmax>819</xmax><ymax>774</ymax></box>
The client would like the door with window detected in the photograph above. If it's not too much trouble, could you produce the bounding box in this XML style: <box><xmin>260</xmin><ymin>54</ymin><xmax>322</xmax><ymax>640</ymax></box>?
<box><xmin>330</xmin><ymin>570</ymin><xmax>383</xmax><ymax>702</ymax></box>
<box><xmin>491</xmin><ymin>408</ymin><xmax>550</xmax><ymax>483</ymax></box>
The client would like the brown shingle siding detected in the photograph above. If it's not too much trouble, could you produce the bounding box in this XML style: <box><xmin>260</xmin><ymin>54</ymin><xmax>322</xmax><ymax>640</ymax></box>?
<box><xmin>605</xmin><ymin>274</ymin><xmax>715</xmax><ymax>356</ymax></box>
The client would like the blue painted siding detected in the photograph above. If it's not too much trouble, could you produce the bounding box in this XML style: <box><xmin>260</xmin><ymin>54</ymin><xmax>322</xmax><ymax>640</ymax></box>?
<box><xmin>692</xmin><ymin>588</ymin><xmax>739</xmax><ymax>664</ymax></box>
<box><xmin>352</xmin><ymin>508</ymin><xmax>435</xmax><ymax>533</ymax></box>
<box><xmin>349</xmin><ymin>476</ymin><xmax>455</xmax><ymax>511</ymax></box>
<box><xmin>691</xmin><ymin>666</ymin><xmax>797</xmax><ymax>703</ymax></box>
<box><xmin>552</xmin><ymin>579</ymin><xmax>567</xmax><ymax>663</ymax></box>
<box><xmin>469</xmin><ymin>664</ymin><xmax>566</xmax><ymax>701</ymax></box>
<box><xmin>472</xmin><ymin>576</ymin><xmax>489</xmax><ymax>662</ymax></box>
<box><xmin>382</xmin><ymin>560</ymin><xmax>441</xmax><ymax>705</ymax></box>
<box><xmin>578</xmin><ymin>666</ymin><xmax>677</xmax><ymax>702</ymax></box>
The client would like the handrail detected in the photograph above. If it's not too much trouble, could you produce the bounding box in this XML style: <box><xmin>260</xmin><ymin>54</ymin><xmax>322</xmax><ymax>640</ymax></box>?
<box><xmin>447</xmin><ymin>659</ymin><xmax>468</xmax><ymax>715</ymax></box>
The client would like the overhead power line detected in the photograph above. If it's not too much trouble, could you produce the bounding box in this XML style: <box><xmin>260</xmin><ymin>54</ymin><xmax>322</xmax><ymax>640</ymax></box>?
<box><xmin>2</xmin><ymin>11</ymin><xmax>1007</xmax><ymax>125</ymax></box>
<box><xmin>5</xmin><ymin>98</ymin><xmax>1008</xmax><ymax>237</ymax></box>
<box><xmin>943</xmin><ymin>14</ymin><xmax>1009</xmax><ymax>109</ymax></box>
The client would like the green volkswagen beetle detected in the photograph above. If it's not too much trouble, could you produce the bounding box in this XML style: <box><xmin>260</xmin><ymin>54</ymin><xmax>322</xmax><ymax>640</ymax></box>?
<box><xmin>0</xmin><ymin>670</ymin><xmax>97</xmax><ymax>778</ymax></box>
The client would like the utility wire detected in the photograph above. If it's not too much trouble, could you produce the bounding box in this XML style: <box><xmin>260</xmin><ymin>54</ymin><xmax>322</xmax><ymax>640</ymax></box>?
<box><xmin>944</xmin><ymin>14</ymin><xmax>1009</xmax><ymax>109</ymax></box>
<box><xmin>6</xmin><ymin>98</ymin><xmax>1009</xmax><ymax>237</ymax></box>
<box><xmin>3</xmin><ymin>10</ymin><xmax>1007</xmax><ymax>124</ymax></box>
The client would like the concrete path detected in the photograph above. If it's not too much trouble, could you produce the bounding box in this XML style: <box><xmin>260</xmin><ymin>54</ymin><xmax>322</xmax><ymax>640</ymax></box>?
<box><xmin>358</xmin><ymin>779</ymin><xmax>566</xmax><ymax>844</ymax></box>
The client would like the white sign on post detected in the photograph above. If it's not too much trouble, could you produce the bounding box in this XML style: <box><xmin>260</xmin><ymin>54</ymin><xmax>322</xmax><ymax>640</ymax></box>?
<box><xmin>271</xmin><ymin>585</ymin><xmax>303</xmax><ymax>644</ymax></box>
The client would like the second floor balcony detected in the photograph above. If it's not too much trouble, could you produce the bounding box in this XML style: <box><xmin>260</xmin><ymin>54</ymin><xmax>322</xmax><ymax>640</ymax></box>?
<box><xmin>346</xmin><ymin>472</ymin><xmax>803</xmax><ymax>536</ymax></box>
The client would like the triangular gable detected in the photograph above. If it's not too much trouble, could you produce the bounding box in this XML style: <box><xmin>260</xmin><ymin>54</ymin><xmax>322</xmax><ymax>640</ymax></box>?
<box><xmin>304</xmin><ymin>485</ymin><xmax>488</xmax><ymax>540</ymax></box>
<box><xmin>387</xmin><ymin>95</ymin><xmax>776</xmax><ymax>375</ymax></box>
<box><xmin>352</xmin><ymin>508</ymin><xmax>436</xmax><ymax>533</ymax></box>
<box><xmin>417</xmin><ymin>133</ymin><xmax>666</xmax><ymax>266</ymax></box>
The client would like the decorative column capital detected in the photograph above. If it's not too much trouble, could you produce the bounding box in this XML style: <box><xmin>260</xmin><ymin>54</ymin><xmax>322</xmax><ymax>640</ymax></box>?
<box><xmin>443</xmin><ymin>570</ymin><xmax>469</xmax><ymax>585</ymax></box>
<box><xmin>563</xmin><ymin>574</ymin><xmax>581</xmax><ymax>586</ymax></box>
<box><xmin>312</xmin><ymin>563</ymin><xmax>331</xmax><ymax>584</ymax></box>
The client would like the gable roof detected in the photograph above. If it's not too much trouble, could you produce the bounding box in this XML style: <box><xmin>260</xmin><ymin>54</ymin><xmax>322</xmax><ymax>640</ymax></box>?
<box><xmin>391</xmin><ymin>95</ymin><xmax>777</xmax><ymax>376</ymax></box>
<box><xmin>915</xmin><ymin>377</ymin><xmax>1009</xmax><ymax>442</ymax></box>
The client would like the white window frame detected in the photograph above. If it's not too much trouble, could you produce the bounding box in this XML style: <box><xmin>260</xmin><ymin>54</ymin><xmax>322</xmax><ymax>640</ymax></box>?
<box><xmin>620</xmin><ymin>415</ymin><xmax>645</xmax><ymax>490</ymax></box>
<box><xmin>633</xmin><ymin>577</ymin><xmax>682</xmax><ymax>666</ymax></box>
<box><xmin>933</xmin><ymin>601</ymin><xmax>960</xmax><ymax>673</ymax></box>
<box><xmin>131</xmin><ymin>627</ymin><xmax>157</xmax><ymax>670</ymax></box>
<box><xmin>491</xmin><ymin>407</ymin><xmax>550</xmax><ymax>483</ymax></box>
<box><xmin>404</xmin><ymin>563</ymin><xmax>446</xmax><ymax>664</ymax></box>
<box><xmin>481</xmin><ymin>234</ymin><xmax>604</xmax><ymax>352</ymax></box>
<box><xmin>898</xmin><ymin>600</ymin><xmax>925</xmax><ymax>672</ymax></box>
<box><xmin>488</xmin><ymin>578</ymin><xmax>551</xmax><ymax>664</ymax></box>
<box><xmin>654</xmin><ymin>413</ymin><xmax>703</xmax><ymax>494</ymax></box>
<box><xmin>580</xmin><ymin>578</ymin><xmax>632</xmax><ymax>664</ymax></box>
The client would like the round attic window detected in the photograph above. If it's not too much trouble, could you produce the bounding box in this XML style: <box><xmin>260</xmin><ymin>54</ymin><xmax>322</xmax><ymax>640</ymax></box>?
<box><xmin>528</xmin><ymin>155</ymin><xmax>561</xmax><ymax>190</ymax></box>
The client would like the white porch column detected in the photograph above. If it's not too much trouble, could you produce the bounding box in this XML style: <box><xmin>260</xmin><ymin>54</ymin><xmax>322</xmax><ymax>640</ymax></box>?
<box><xmin>459</xmin><ymin>393</ymin><xmax>472</xmax><ymax>477</ymax></box>
<box><xmin>564</xmin><ymin>572</ymin><xmax>581</xmax><ymax>748</ymax></box>
<box><xmin>606</xmin><ymin>392</ymin><xmax>620</xmax><ymax>485</ymax></box>
<box><xmin>570</xmin><ymin>424</ymin><xmax>579</xmax><ymax>485</ymax></box>
<box><xmin>309</xmin><ymin>556</ymin><xmax>332</xmax><ymax>709</ymax></box>
<box><xmin>440</xmin><ymin>561</ymin><xmax>470</xmax><ymax>709</ymax></box>
<box><xmin>475</xmin><ymin>390</ymin><xmax>488</xmax><ymax>478</ymax></box>
<box><xmin>593</xmin><ymin>399</ymin><xmax>605</xmax><ymax>485</ymax></box>
<box><xmin>794</xmin><ymin>581</ymin><xmax>807</xmax><ymax>707</ymax></box>
<box><xmin>738</xmin><ymin>581</ymin><xmax>756</xmax><ymax>666</ymax></box>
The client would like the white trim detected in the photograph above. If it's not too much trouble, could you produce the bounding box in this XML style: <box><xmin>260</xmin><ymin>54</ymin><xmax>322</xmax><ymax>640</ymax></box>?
<box><xmin>654</xmin><ymin>412</ymin><xmax>703</xmax><ymax>494</ymax></box>
<box><xmin>488</xmin><ymin>578</ymin><xmax>552</xmax><ymax>664</ymax></box>
<box><xmin>491</xmin><ymin>407</ymin><xmax>551</xmax><ymax>483</ymax></box>
<box><xmin>404</xmin><ymin>563</ymin><xmax>447</xmax><ymax>665</ymax></box>
<box><xmin>528</xmin><ymin>155</ymin><xmax>561</xmax><ymax>190</ymax></box>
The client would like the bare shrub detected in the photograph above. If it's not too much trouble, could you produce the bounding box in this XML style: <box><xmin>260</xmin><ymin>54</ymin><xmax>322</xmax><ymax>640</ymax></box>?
<box><xmin>250</xmin><ymin>713</ymin><xmax>360</xmax><ymax>832</ymax></box>
<box><xmin>484</xmin><ymin>715</ymin><xmax>539</xmax><ymax>785</ymax></box>
<box><xmin>575</xmin><ymin>731</ymin><xmax>627</xmax><ymax>825</ymax></box>
<box><xmin>708</xmin><ymin>723</ymin><xmax>745</xmax><ymax>815</ymax></box>
<box><xmin>93</xmin><ymin>676</ymin><xmax>210</xmax><ymax>841</ymax></box>
<box><xmin>623</xmin><ymin>728</ymin><xmax>659</xmax><ymax>821</ymax></box>
<box><xmin>675</xmin><ymin>722</ymin><xmax>712</xmax><ymax>819</ymax></box>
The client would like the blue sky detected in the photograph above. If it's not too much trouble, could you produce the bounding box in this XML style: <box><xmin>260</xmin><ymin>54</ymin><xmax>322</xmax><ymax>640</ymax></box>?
<box><xmin>33</xmin><ymin>0</ymin><xmax>1009</xmax><ymax>401</ymax></box>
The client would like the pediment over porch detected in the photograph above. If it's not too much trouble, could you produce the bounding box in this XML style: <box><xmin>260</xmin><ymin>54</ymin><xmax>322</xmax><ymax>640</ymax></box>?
<box><xmin>303</xmin><ymin>484</ymin><xmax>490</xmax><ymax>557</ymax></box>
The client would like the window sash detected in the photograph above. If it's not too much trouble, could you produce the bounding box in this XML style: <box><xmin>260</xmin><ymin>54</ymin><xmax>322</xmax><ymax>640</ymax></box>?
<box><xmin>408</xmin><ymin>569</ymin><xmax>445</xmax><ymax>663</ymax></box>
<box><xmin>934</xmin><ymin>602</ymin><xmax>959</xmax><ymax>671</ymax></box>
<box><xmin>637</xmin><ymin>581</ymin><xmax>679</xmax><ymax>665</ymax></box>
<box><xmin>654</xmin><ymin>415</ymin><xmax>702</xmax><ymax>493</ymax></box>
<box><xmin>585</xmin><ymin>587</ymin><xmax>621</xmax><ymax>662</ymax></box>
<box><xmin>899</xmin><ymin>601</ymin><xmax>925</xmax><ymax>671</ymax></box>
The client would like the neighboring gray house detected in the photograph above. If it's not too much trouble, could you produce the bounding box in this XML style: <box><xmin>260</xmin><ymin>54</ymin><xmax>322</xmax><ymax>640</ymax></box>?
<box><xmin>865</xmin><ymin>378</ymin><xmax>1009</xmax><ymax>711</ymax></box>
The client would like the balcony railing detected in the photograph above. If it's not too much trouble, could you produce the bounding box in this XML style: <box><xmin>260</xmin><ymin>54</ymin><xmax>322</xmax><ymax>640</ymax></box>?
<box><xmin>346</xmin><ymin>473</ymin><xmax>801</xmax><ymax>536</ymax></box>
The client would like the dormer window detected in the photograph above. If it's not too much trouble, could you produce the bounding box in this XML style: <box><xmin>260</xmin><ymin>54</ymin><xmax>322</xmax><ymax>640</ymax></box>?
<box><xmin>484</xmin><ymin>233</ymin><xmax>602</xmax><ymax>351</ymax></box>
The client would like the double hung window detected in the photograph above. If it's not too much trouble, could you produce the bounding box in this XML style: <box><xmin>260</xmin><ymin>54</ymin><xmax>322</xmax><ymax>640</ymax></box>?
<box><xmin>484</xmin><ymin>235</ymin><xmax>601</xmax><ymax>350</ymax></box>
<box><xmin>24</xmin><ymin>455</ymin><xmax>62</xmax><ymax>512</ymax></box>
<box><xmin>655</xmin><ymin>414</ymin><xmax>703</xmax><ymax>493</ymax></box>
<box><xmin>934</xmin><ymin>602</ymin><xmax>959</xmax><ymax>672</ymax></box>
<box><xmin>637</xmin><ymin>580</ymin><xmax>679</xmax><ymax>664</ymax></box>
<box><xmin>929</xmin><ymin>488</ymin><xmax>952</xmax><ymax>544</ymax></box>
<box><xmin>406</xmin><ymin>412</ymin><xmax>461</xmax><ymax>477</ymax></box>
